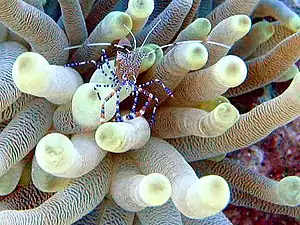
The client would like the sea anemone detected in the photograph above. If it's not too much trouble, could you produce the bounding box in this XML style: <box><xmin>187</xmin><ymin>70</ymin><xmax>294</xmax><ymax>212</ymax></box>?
<box><xmin>0</xmin><ymin>0</ymin><xmax>299</xmax><ymax>224</ymax></box>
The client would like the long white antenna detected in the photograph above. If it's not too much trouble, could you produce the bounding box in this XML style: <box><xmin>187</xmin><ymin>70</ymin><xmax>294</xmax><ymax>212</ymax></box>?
<box><xmin>64</xmin><ymin>42</ymin><xmax>114</xmax><ymax>50</ymax></box>
<box><xmin>87</xmin><ymin>42</ymin><xmax>115</xmax><ymax>47</ymax></box>
<box><xmin>64</xmin><ymin>42</ymin><xmax>131</xmax><ymax>53</ymax></box>
<box><xmin>123</xmin><ymin>24</ymin><xmax>137</xmax><ymax>50</ymax></box>
<box><xmin>139</xmin><ymin>19</ymin><xmax>162</xmax><ymax>51</ymax></box>
<box><xmin>206</xmin><ymin>41</ymin><xmax>231</xmax><ymax>49</ymax></box>
<box><xmin>64</xmin><ymin>44</ymin><xmax>85</xmax><ymax>50</ymax></box>
<box><xmin>87</xmin><ymin>43</ymin><xmax>130</xmax><ymax>52</ymax></box>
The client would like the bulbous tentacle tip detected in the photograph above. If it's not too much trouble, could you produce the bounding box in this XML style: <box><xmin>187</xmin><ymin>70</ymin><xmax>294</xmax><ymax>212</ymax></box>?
<box><xmin>138</xmin><ymin>173</ymin><xmax>172</xmax><ymax>206</ymax></box>
<box><xmin>234</xmin><ymin>14</ymin><xmax>252</xmax><ymax>33</ymax></box>
<box><xmin>12</xmin><ymin>52</ymin><xmax>49</xmax><ymax>92</ymax></box>
<box><xmin>95</xmin><ymin>122</ymin><xmax>125</xmax><ymax>152</ymax></box>
<box><xmin>216</xmin><ymin>55</ymin><xmax>247</xmax><ymax>87</ymax></box>
<box><xmin>179</xmin><ymin>42</ymin><xmax>208</xmax><ymax>70</ymax></box>
<box><xmin>127</xmin><ymin>0</ymin><xmax>155</xmax><ymax>19</ymax></box>
<box><xmin>196</xmin><ymin>96</ymin><xmax>230</xmax><ymax>112</ymax></box>
<box><xmin>288</xmin><ymin>15</ymin><xmax>300</xmax><ymax>32</ymax></box>
<box><xmin>185</xmin><ymin>175</ymin><xmax>230</xmax><ymax>219</ymax></box>
<box><xmin>35</xmin><ymin>133</ymin><xmax>78</xmax><ymax>176</ymax></box>
<box><xmin>278</xmin><ymin>176</ymin><xmax>300</xmax><ymax>206</ymax></box>
<box><xmin>213</xmin><ymin>102</ymin><xmax>240</xmax><ymax>125</ymax></box>
<box><xmin>109</xmin><ymin>11</ymin><xmax>133</xmax><ymax>35</ymax></box>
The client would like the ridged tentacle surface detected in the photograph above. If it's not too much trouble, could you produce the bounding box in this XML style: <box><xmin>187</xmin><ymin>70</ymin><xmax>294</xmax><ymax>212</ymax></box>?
<box><xmin>0</xmin><ymin>0</ymin><xmax>69</xmax><ymax>65</ymax></box>
<box><xmin>0</xmin><ymin>41</ymin><xmax>28</xmax><ymax>112</ymax></box>
<box><xmin>0</xmin><ymin>98</ymin><xmax>55</xmax><ymax>177</ymax></box>
<box><xmin>136</xmin><ymin>0</ymin><xmax>194</xmax><ymax>46</ymax></box>
<box><xmin>0</xmin><ymin>156</ymin><xmax>112</xmax><ymax>225</ymax></box>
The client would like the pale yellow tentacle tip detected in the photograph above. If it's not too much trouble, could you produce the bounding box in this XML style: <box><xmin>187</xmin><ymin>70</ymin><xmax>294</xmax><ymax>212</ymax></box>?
<box><xmin>213</xmin><ymin>102</ymin><xmax>240</xmax><ymax>125</ymax></box>
<box><xmin>216</xmin><ymin>55</ymin><xmax>247</xmax><ymax>87</ymax></box>
<box><xmin>278</xmin><ymin>176</ymin><xmax>300</xmax><ymax>206</ymax></box>
<box><xmin>138</xmin><ymin>173</ymin><xmax>172</xmax><ymax>206</ymax></box>
<box><xmin>95</xmin><ymin>117</ymin><xmax>150</xmax><ymax>153</ymax></box>
<box><xmin>128</xmin><ymin>0</ymin><xmax>154</xmax><ymax>18</ymax></box>
<box><xmin>186</xmin><ymin>175</ymin><xmax>230</xmax><ymax>219</ymax></box>
<box><xmin>288</xmin><ymin>15</ymin><xmax>300</xmax><ymax>32</ymax></box>
<box><xmin>233</xmin><ymin>15</ymin><xmax>252</xmax><ymax>33</ymax></box>
<box><xmin>196</xmin><ymin>96</ymin><xmax>230</xmax><ymax>112</ymax></box>
<box><xmin>12</xmin><ymin>52</ymin><xmax>50</xmax><ymax>93</ymax></box>
<box><xmin>35</xmin><ymin>133</ymin><xmax>79</xmax><ymax>176</ymax></box>
<box><xmin>175</xmin><ymin>42</ymin><xmax>208</xmax><ymax>70</ymax></box>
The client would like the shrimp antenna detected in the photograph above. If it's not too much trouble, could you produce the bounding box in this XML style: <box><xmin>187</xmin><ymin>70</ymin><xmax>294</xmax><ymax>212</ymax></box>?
<box><xmin>87</xmin><ymin>43</ymin><xmax>126</xmax><ymax>48</ymax></box>
<box><xmin>146</xmin><ymin>40</ymin><xmax>231</xmax><ymax>57</ymax></box>
<box><xmin>123</xmin><ymin>24</ymin><xmax>137</xmax><ymax>50</ymax></box>
<box><xmin>64</xmin><ymin>42</ymin><xmax>130</xmax><ymax>52</ymax></box>
<box><xmin>139</xmin><ymin>19</ymin><xmax>162</xmax><ymax>51</ymax></box>
<box><xmin>64</xmin><ymin>44</ymin><xmax>86</xmax><ymax>50</ymax></box>
<box><xmin>64</xmin><ymin>42</ymin><xmax>112</xmax><ymax>50</ymax></box>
